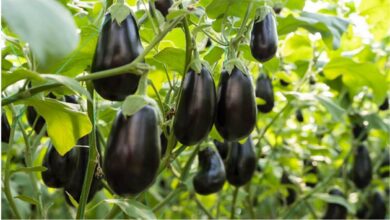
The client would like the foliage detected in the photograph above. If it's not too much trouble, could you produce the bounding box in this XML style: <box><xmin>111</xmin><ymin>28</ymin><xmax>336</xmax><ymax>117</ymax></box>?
<box><xmin>1</xmin><ymin>0</ymin><xmax>389</xmax><ymax>219</ymax></box>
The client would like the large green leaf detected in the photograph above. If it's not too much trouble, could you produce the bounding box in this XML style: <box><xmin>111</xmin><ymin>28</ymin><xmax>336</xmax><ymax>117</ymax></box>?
<box><xmin>359</xmin><ymin>0</ymin><xmax>390</xmax><ymax>40</ymax></box>
<box><xmin>315</xmin><ymin>95</ymin><xmax>345</xmax><ymax>121</ymax></box>
<box><xmin>281</xmin><ymin>33</ymin><xmax>313</xmax><ymax>63</ymax></box>
<box><xmin>323</xmin><ymin>57</ymin><xmax>387</xmax><ymax>104</ymax></box>
<box><xmin>2</xmin><ymin>0</ymin><xmax>80</xmax><ymax>71</ymax></box>
<box><xmin>153</xmin><ymin>47</ymin><xmax>186</xmax><ymax>73</ymax></box>
<box><xmin>105</xmin><ymin>199</ymin><xmax>156</xmax><ymax>219</ymax></box>
<box><xmin>1</xmin><ymin>68</ymin><xmax>45</xmax><ymax>90</ymax></box>
<box><xmin>21</xmin><ymin>98</ymin><xmax>92</xmax><ymax>155</ymax></box>
<box><xmin>313</xmin><ymin>193</ymin><xmax>355</xmax><ymax>214</ymax></box>
<box><xmin>278</xmin><ymin>12</ymin><xmax>349</xmax><ymax>49</ymax></box>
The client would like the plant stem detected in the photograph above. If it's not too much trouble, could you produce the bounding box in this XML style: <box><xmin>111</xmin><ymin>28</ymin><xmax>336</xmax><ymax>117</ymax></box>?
<box><xmin>2</xmin><ymin>15</ymin><xmax>186</xmax><ymax>107</ymax></box>
<box><xmin>2</xmin><ymin>112</ymin><xmax>22</xmax><ymax>219</ymax></box>
<box><xmin>194</xmin><ymin>196</ymin><xmax>214</xmax><ymax>218</ymax></box>
<box><xmin>104</xmin><ymin>204</ymin><xmax>121</xmax><ymax>219</ymax></box>
<box><xmin>76</xmin><ymin>82</ymin><xmax>98</xmax><ymax>219</ymax></box>
<box><xmin>230</xmin><ymin>187</ymin><xmax>239</xmax><ymax>219</ymax></box>
<box><xmin>152</xmin><ymin>185</ymin><xmax>183</xmax><ymax>212</ymax></box>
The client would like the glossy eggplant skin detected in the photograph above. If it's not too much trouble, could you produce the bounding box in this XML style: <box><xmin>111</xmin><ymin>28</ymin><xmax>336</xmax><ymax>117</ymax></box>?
<box><xmin>295</xmin><ymin>109</ymin><xmax>304</xmax><ymax>123</ymax></box>
<box><xmin>379</xmin><ymin>96</ymin><xmax>389</xmax><ymax>111</ymax></box>
<box><xmin>215</xmin><ymin>68</ymin><xmax>257</xmax><ymax>141</ymax></box>
<box><xmin>250</xmin><ymin>12</ymin><xmax>278</xmax><ymax>63</ymax></box>
<box><xmin>41</xmin><ymin>145</ymin><xmax>79</xmax><ymax>188</ymax></box>
<box><xmin>366</xmin><ymin>192</ymin><xmax>387</xmax><ymax>219</ymax></box>
<box><xmin>280</xmin><ymin>172</ymin><xmax>296</xmax><ymax>205</ymax></box>
<box><xmin>2</xmin><ymin>112</ymin><xmax>10</xmax><ymax>143</ymax></box>
<box><xmin>255</xmin><ymin>73</ymin><xmax>274</xmax><ymax>113</ymax></box>
<box><xmin>154</xmin><ymin>0</ymin><xmax>173</xmax><ymax>17</ymax></box>
<box><xmin>351</xmin><ymin>145</ymin><xmax>372</xmax><ymax>189</ymax></box>
<box><xmin>91</xmin><ymin>13</ymin><xmax>143</xmax><ymax>101</ymax></box>
<box><xmin>193</xmin><ymin>147</ymin><xmax>226</xmax><ymax>195</ymax></box>
<box><xmin>104</xmin><ymin>107</ymin><xmax>161</xmax><ymax>195</ymax></box>
<box><xmin>173</xmin><ymin>67</ymin><xmax>217</xmax><ymax>146</ymax></box>
<box><xmin>213</xmin><ymin>140</ymin><xmax>228</xmax><ymax>160</ymax></box>
<box><xmin>63</xmin><ymin>136</ymin><xmax>102</xmax><ymax>205</ymax></box>
<box><xmin>323</xmin><ymin>189</ymin><xmax>347</xmax><ymax>219</ymax></box>
<box><xmin>225</xmin><ymin>138</ymin><xmax>256</xmax><ymax>187</ymax></box>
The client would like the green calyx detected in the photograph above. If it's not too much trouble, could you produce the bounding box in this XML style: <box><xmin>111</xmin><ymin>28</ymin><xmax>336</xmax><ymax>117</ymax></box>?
<box><xmin>108</xmin><ymin>0</ymin><xmax>132</xmax><ymax>24</ymax></box>
<box><xmin>254</xmin><ymin>5</ymin><xmax>273</xmax><ymax>23</ymax></box>
<box><xmin>223</xmin><ymin>58</ymin><xmax>248</xmax><ymax>76</ymax></box>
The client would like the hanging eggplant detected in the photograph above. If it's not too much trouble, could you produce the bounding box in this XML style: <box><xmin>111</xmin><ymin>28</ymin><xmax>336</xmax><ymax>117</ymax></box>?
<box><xmin>104</xmin><ymin>107</ymin><xmax>161</xmax><ymax>195</ymax></box>
<box><xmin>173</xmin><ymin>66</ymin><xmax>217</xmax><ymax>146</ymax></box>
<box><xmin>255</xmin><ymin>73</ymin><xmax>274</xmax><ymax>113</ymax></box>
<box><xmin>91</xmin><ymin>13</ymin><xmax>144</xmax><ymax>101</ymax></box>
<box><xmin>323</xmin><ymin>188</ymin><xmax>347</xmax><ymax>219</ymax></box>
<box><xmin>193</xmin><ymin>147</ymin><xmax>226</xmax><ymax>195</ymax></box>
<box><xmin>351</xmin><ymin>145</ymin><xmax>372</xmax><ymax>189</ymax></box>
<box><xmin>1</xmin><ymin>112</ymin><xmax>10</xmax><ymax>143</ymax></box>
<box><xmin>213</xmin><ymin>140</ymin><xmax>229</xmax><ymax>160</ymax></box>
<box><xmin>215</xmin><ymin>67</ymin><xmax>257</xmax><ymax>141</ymax></box>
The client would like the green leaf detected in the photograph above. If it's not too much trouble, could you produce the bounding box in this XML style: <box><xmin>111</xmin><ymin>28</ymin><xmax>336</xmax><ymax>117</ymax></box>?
<box><xmin>1</xmin><ymin>68</ymin><xmax>45</xmax><ymax>90</ymax></box>
<box><xmin>14</xmin><ymin>195</ymin><xmax>38</xmax><ymax>205</ymax></box>
<box><xmin>21</xmin><ymin>98</ymin><xmax>92</xmax><ymax>156</ymax></box>
<box><xmin>64</xmin><ymin>191</ymin><xmax>79</xmax><ymax>208</ymax></box>
<box><xmin>278</xmin><ymin>12</ymin><xmax>349</xmax><ymax>49</ymax></box>
<box><xmin>323</xmin><ymin>57</ymin><xmax>387</xmax><ymax>104</ymax></box>
<box><xmin>122</xmin><ymin>95</ymin><xmax>149</xmax><ymax>116</ymax></box>
<box><xmin>154</xmin><ymin>48</ymin><xmax>186</xmax><ymax>73</ymax></box>
<box><xmin>2</xmin><ymin>0</ymin><xmax>79</xmax><ymax>71</ymax></box>
<box><xmin>359</xmin><ymin>0</ymin><xmax>390</xmax><ymax>40</ymax></box>
<box><xmin>281</xmin><ymin>33</ymin><xmax>313</xmax><ymax>63</ymax></box>
<box><xmin>109</xmin><ymin>2</ymin><xmax>131</xmax><ymax>24</ymax></box>
<box><xmin>204</xmin><ymin>46</ymin><xmax>225</xmax><ymax>65</ymax></box>
<box><xmin>105</xmin><ymin>199</ymin><xmax>156</xmax><ymax>219</ymax></box>
<box><xmin>13</xmin><ymin>166</ymin><xmax>47</xmax><ymax>173</ymax></box>
<box><xmin>313</xmin><ymin>193</ymin><xmax>355</xmax><ymax>214</ymax></box>
<box><xmin>364</xmin><ymin>113</ymin><xmax>390</xmax><ymax>132</ymax></box>
<box><xmin>41</xmin><ymin>74</ymin><xmax>92</xmax><ymax>102</ymax></box>
<box><xmin>315</xmin><ymin>95</ymin><xmax>345</xmax><ymax>121</ymax></box>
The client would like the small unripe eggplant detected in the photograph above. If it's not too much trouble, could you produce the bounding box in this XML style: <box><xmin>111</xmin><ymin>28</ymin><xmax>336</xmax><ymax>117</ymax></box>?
<box><xmin>193</xmin><ymin>147</ymin><xmax>226</xmax><ymax>195</ymax></box>
<box><xmin>255</xmin><ymin>73</ymin><xmax>274</xmax><ymax>113</ymax></box>
<box><xmin>1</xmin><ymin>112</ymin><xmax>10</xmax><ymax>143</ymax></box>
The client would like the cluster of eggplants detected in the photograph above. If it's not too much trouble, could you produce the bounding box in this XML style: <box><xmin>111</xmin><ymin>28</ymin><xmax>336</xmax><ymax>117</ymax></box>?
<box><xmin>323</xmin><ymin>188</ymin><xmax>347</xmax><ymax>219</ymax></box>
<box><xmin>41</xmin><ymin>136</ymin><xmax>102</xmax><ymax>205</ymax></box>
<box><xmin>91</xmin><ymin>13</ymin><xmax>143</xmax><ymax>101</ymax></box>
<box><xmin>215</xmin><ymin>67</ymin><xmax>257</xmax><ymax>141</ymax></box>
<box><xmin>1</xmin><ymin>112</ymin><xmax>10</xmax><ymax>143</ymax></box>
<box><xmin>104</xmin><ymin>107</ymin><xmax>161</xmax><ymax>196</ymax></box>
<box><xmin>193</xmin><ymin>147</ymin><xmax>226</xmax><ymax>195</ymax></box>
<box><xmin>225</xmin><ymin>138</ymin><xmax>256</xmax><ymax>187</ymax></box>
<box><xmin>173</xmin><ymin>67</ymin><xmax>216</xmax><ymax>146</ymax></box>
<box><xmin>280</xmin><ymin>172</ymin><xmax>296</xmax><ymax>205</ymax></box>
<box><xmin>250</xmin><ymin>9</ymin><xmax>278</xmax><ymax>62</ymax></box>
<box><xmin>350</xmin><ymin>145</ymin><xmax>372</xmax><ymax>189</ymax></box>
<box><xmin>27</xmin><ymin>95</ymin><xmax>77</xmax><ymax>135</ymax></box>
<box><xmin>255</xmin><ymin>73</ymin><xmax>274</xmax><ymax>113</ymax></box>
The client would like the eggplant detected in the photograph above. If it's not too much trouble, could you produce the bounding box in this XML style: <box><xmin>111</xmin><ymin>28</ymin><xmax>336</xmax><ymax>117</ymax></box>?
<box><xmin>351</xmin><ymin>145</ymin><xmax>372</xmax><ymax>189</ymax></box>
<box><xmin>255</xmin><ymin>73</ymin><xmax>274</xmax><ymax>113</ymax></box>
<box><xmin>323</xmin><ymin>188</ymin><xmax>347</xmax><ymax>219</ymax></box>
<box><xmin>193</xmin><ymin>147</ymin><xmax>226</xmax><ymax>195</ymax></box>
<box><xmin>91</xmin><ymin>13</ymin><xmax>143</xmax><ymax>101</ymax></box>
<box><xmin>225</xmin><ymin>138</ymin><xmax>256</xmax><ymax>187</ymax></box>
<box><xmin>280</xmin><ymin>172</ymin><xmax>296</xmax><ymax>205</ymax></box>
<box><xmin>295</xmin><ymin>109</ymin><xmax>304</xmax><ymax>123</ymax></box>
<box><xmin>1</xmin><ymin>112</ymin><xmax>10</xmax><ymax>143</ymax></box>
<box><xmin>379</xmin><ymin>96</ymin><xmax>389</xmax><ymax>111</ymax></box>
<box><xmin>154</xmin><ymin>0</ymin><xmax>173</xmax><ymax>17</ymax></box>
<box><xmin>250</xmin><ymin>10</ymin><xmax>278</xmax><ymax>62</ymax></box>
<box><xmin>104</xmin><ymin>107</ymin><xmax>161</xmax><ymax>195</ymax></box>
<box><xmin>215</xmin><ymin>67</ymin><xmax>257</xmax><ymax>141</ymax></box>
<box><xmin>366</xmin><ymin>191</ymin><xmax>387</xmax><ymax>219</ymax></box>
<box><xmin>173</xmin><ymin>66</ymin><xmax>217</xmax><ymax>146</ymax></box>
<box><xmin>280</xmin><ymin>79</ymin><xmax>289</xmax><ymax>87</ymax></box>
<box><xmin>41</xmin><ymin>144</ymin><xmax>79</xmax><ymax>188</ymax></box>
<box><xmin>213</xmin><ymin>140</ymin><xmax>228</xmax><ymax>160</ymax></box>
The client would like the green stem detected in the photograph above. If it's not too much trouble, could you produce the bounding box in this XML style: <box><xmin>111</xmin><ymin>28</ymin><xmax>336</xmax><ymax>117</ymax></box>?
<box><xmin>245</xmin><ymin>185</ymin><xmax>255</xmax><ymax>219</ymax></box>
<box><xmin>136</xmin><ymin>73</ymin><xmax>149</xmax><ymax>96</ymax></box>
<box><xmin>304</xmin><ymin>200</ymin><xmax>318</xmax><ymax>219</ymax></box>
<box><xmin>76</xmin><ymin>82</ymin><xmax>98</xmax><ymax>219</ymax></box>
<box><xmin>104</xmin><ymin>204</ymin><xmax>121</xmax><ymax>219</ymax></box>
<box><xmin>230</xmin><ymin>187</ymin><xmax>239</xmax><ymax>219</ymax></box>
<box><xmin>152</xmin><ymin>185</ymin><xmax>183</xmax><ymax>212</ymax></box>
<box><xmin>2</xmin><ymin>112</ymin><xmax>22</xmax><ymax>219</ymax></box>
<box><xmin>194</xmin><ymin>196</ymin><xmax>214</xmax><ymax>218</ymax></box>
<box><xmin>2</xmin><ymin>15</ymin><xmax>186</xmax><ymax>107</ymax></box>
